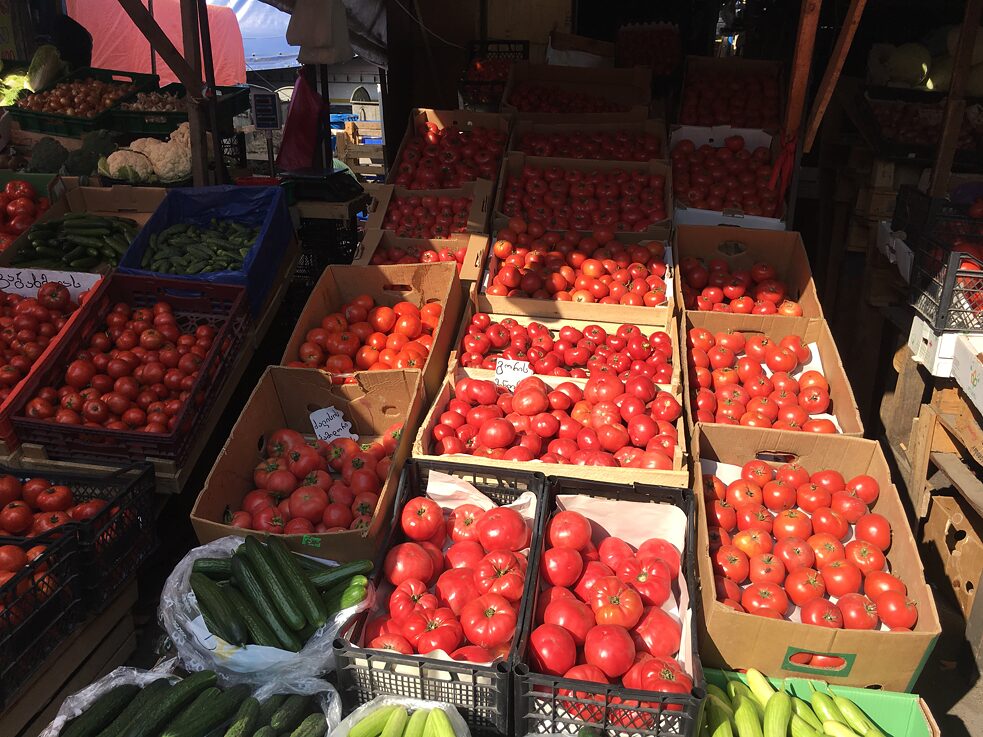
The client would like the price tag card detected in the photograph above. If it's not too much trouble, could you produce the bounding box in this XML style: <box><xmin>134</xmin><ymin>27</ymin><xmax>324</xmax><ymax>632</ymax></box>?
<box><xmin>0</xmin><ymin>268</ymin><xmax>101</xmax><ymax>301</ymax></box>
<box><xmin>493</xmin><ymin>358</ymin><xmax>533</xmax><ymax>392</ymax></box>
<box><xmin>309</xmin><ymin>406</ymin><xmax>359</xmax><ymax>441</ymax></box>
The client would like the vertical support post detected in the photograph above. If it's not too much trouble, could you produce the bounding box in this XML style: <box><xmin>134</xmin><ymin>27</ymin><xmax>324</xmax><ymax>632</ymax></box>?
<box><xmin>784</xmin><ymin>0</ymin><xmax>823</xmax><ymax>140</ymax></box>
<box><xmin>180</xmin><ymin>0</ymin><xmax>208</xmax><ymax>186</ymax></box>
<box><xmin>197</xmin><ymin>0</ymin><xmax>228</xmax><ymax>183</ymax></box>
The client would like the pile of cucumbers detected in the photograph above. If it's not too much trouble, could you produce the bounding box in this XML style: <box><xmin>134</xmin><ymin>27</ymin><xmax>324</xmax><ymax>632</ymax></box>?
<box><xmin>190</xmin><ymin>536</ymin><xmax>371</xmax><ymax>652</ymax></box>
<box><xmin>58</xmin><ymin>670</ymin><xmax>329</xmax><ymax>737</ymax></box>
<box><xmin>346</xmin><ymin>705</ymin><xmax>460</xmax><ymax>737</ymax></box>
<box><xmin>140</xmin><ymin>219</ymin><xmax>260</xmax><ymax>275</ymax></box>
<box><xmin>15</xmin><ymin>214</ymin><xmax>138</xmax><ymax>270</ymax></box>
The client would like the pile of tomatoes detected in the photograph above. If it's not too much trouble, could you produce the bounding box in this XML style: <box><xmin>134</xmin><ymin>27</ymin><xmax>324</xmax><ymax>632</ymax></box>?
<box><xmin>459</xmin><ymin>58</ymin><xmax>512</xmax><ymax>109</ymax></box>
<box><xmin>429</xmin><ymin>373</ymin><xmax>681</xmax><ymax>470</ymax></box>
<box><xmin>679</xmin><ymin>257</ymin><xmax>802</xmax><ymax>315</ymax></box>
<box><xmin>514</xmin><ymin>128</ymin><xmax>662</xmax><ymax>162</ymax></box>
<box><xmin>391</xmin><ymin>122</ymin><xmax>506</xmax><ymax>189</ymax></box>
<box><xmin>500</xmin><ymin>164</ymin><xmax>668</xmax><ymax>232</ymax></box>
<box><xmin>0</xmin><ymin>540</ymin><xmax>55</xmax><ymax>619</ymax></box>
<box><xmin>485</xmin><ymin>222</ymin><xmax>669</xmax><ymax>306</ymax></box>
<box><xmin>458</xmin><ymin>316</ymin><xmax>673</xmax><ymax>384</ymax></box>
<box><xmin>506</xmin><ymin>84</ymin><xmax>630</xmax><ymax>114</ymax></box>
<box><xmin>285</xmin><ymin>296</ymin><xmax>442</xmax><ymax>376</ymax></box>
<box><xmin>379</xmin><ymin>194</ymin><xmax>474</xmax><ymax>239</ymax></box>
<box><xmin>363</xmin><ymin>239</ymin><xmax>470</xmax><ymax>272</ymax></box>
<box><xmin>617</xmin><ymin>25</ymin><xmax>682</xmax><ymax>76</ymax></box>
<box><xmin>0</xmin><ymin>474</ymin><xmax>107</xmax><ymax>537</ymax></box>
<box><xmin>687</xmin><ymin>327</ymin><xmax>839</xmax><ymax>433</ymax></box>
<box><xmin>679</xmin><ymin>70</ymin><xmax>781</xmax><ymax>129</ymax></box>
<box><xmin>21</xmin><ymin>298</ymin><xmax>228</xmax><ymax>434</ymax></box>
<box><xmin>671</xmin><ymin>137</ymin><xmax>779</xmax><ymax>219</ymax></box>
<box><xmin>0</xmin><ymin>283</ymin><xmax>79</xmax><ymax>404</ymax></box>
<box><xmin>0</xmin><ymin>180</ymin><xmax>49</xmax><ymax>248</ymax></box>
<box><xmin>365</xmin><ymin>498</ymin><xmax>531</xmax><ymax>659</ymax></box>
<box><xmin>228</xmin><ymin>426</ymin><xmax>403</xmax><ymax>535</ymax></box>
<box><xmin>705</xmin><ymin>460</ymin><xmax>918</xmax><ymax>631</ymax></box>
<box><xmin>527</xmin><ymin>507</ymin><xmax>692</xmax><ymax>712</ymax></box>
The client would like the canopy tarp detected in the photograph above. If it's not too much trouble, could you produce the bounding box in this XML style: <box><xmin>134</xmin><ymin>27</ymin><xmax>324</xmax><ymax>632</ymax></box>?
<box><xmin>208</xmin><ymin>0</ymin><xmax>297</xmax><ymax>70</ymax></box>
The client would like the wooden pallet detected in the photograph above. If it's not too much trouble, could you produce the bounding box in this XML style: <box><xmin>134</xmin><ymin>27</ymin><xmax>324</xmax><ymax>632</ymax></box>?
<box><xmin>0</xmin><ymin>583</ymin><xmax>137</xmax><ymax>737</ymax></box>
<box><xmin>335</xmin><ymin>122</ymin><xmax>385</xmax><ymax>179</ymax></box>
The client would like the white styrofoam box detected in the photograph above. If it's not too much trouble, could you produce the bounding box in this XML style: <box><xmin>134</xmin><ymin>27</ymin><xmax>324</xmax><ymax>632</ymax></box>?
<box><xmin>876</xmin><ymin>220</ymin><xmax>896</xmax><ymax>263</ymax></box>
<box><xmin>908</xmin><ymin>314</ymin><xmax>960</xmax><ymax>377</ymax></box>
<box><xmin>895</xmin><ymin>237</ymin><xmax>914</xmax><ymax>283</ymax></box>
<box><xmin>875</xmin><ymin>220</ymin><xmax>914</xmax><ymax>283</ymax></box>
<box><xmin>952</xmin><ymin>334</ymin><xmax>983</xmax><ymax>415</ymax></box>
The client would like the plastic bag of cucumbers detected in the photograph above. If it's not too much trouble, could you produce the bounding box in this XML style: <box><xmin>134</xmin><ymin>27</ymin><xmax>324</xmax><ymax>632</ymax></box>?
<box><xmin>331</xmin><ymin>696</ymin><xmax>471</xmax><ymax>737</ymax></box>
<box><xmin>160</xmin><ymin>535</ymin><xmax>375</xmax><ymax>682</ymax></box>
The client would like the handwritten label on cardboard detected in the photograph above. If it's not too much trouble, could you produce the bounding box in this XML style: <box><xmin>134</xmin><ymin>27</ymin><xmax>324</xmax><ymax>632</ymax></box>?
<box><xmin>494</xmin><ymin>358</ymin><xmax>533</xmax><ymax>392</ymax></box>
<box><xmin>0</xmin><ymin>268</ymin><xmax>101</xmax><ymax>301</ymax></box>
<box><xmin>309</xmin><ymin>406</ymin><xmax>359</xmax><ymax>442</ymax></box>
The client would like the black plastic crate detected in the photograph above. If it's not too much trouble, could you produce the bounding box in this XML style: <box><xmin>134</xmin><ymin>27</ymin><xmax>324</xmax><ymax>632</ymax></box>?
<box><xmin>890</xmin><ymin>184</ymin><xmax>982</xmax><ymax>241</ymax></box>
<box><xmin>909</xmin><ymin>231</ymin><xmax>983</xmax><ymax>333</ymax></box>
<box><xmin>113</xmin><ymin>82</ymin><xmax>250</xmax><ymax>135</ymax></box>
<box><xmin>334</xmin><ymin>458</ymin><xmax>548</xmax><ymax>737</ymax></box>
<box><xmin>513</xmin><ymin>476</ymin><xmax>705</xmax><ymax>737</ymax></box>
<box><xmin>0</xmin><ymin>531</ymin><xmax>85</xmax><ymax>709</ymax></box>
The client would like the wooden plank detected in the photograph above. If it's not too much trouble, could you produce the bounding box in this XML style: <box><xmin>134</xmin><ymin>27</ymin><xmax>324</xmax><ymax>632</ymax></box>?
<box><xmin>907</xmin><ymin>406</ymin><xmax>936</xmax><ymax>519</ymax></box>
<box><xmin>785</xmin><ymin>0</ymin><xmax>825</xmax><ymax>138</ymax></box>
<box><xmin>967</xmin><ymin>567</ymin><xmax>983</xmax><ymax>673</ymax></box>
<box><xmin>930</xmin><ymin>451</ymin><xmax>983</xmax><ymax>520</ymax></box>
<box><xmin>115</xmin><ymin>0</ymin><xmax>200</xmax><ymax>91</ymax></box>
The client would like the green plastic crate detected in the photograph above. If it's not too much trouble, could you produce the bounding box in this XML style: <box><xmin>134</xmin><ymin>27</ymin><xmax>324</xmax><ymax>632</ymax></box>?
<box><xmin>112</xmin><ymin>83</ymin><xmax>250</xmax><ymax>135</ymax></box>
<box><xmin>704</xmin><ymin>669</ymin><xmax>936</xmax><ymax>737</ymax></box>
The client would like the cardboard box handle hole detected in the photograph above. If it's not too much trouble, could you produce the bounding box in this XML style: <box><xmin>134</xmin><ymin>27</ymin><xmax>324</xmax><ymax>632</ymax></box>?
<box><xmin>717</xmin><ymin>240</ymin><xmax>747</xmax><ymax>257</ymax></box>
<box><xmin>946</xmin><ymin>524</ymin><xmax>967</xmax><ymax>554</ymax></box>
<box><xmin>788</xmin><ymin>651</ymin><xmax>847</xmax><ymax>671</ymax></box>
<box><xmin>382</xmin><ymin>405</ymin><xmax>399</xmax><ymax>416</ymax></box>
<box><xmin>755</xmin><ymin>450</ymin><xmax>799</xmax><ymax>464</ymax></box>
<box><xmin>383</xmin><ymin>283</ymin><xmax>412</xmax><ymax>292</ymax></box>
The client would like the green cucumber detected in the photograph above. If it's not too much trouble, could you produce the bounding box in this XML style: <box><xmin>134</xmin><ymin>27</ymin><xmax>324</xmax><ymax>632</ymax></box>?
<box><xmin>61</xmin><ymin>684</ymin><xmax>140</xmax><ymax>737</ymax></box>
<box><xmin>339</xmin><ymin>584</ymin><xmax>367</xmax><ymax>610</ymax></box>
<box><xmin>256</xmin><ymin>694</ymin><xmax>288</xmax><ymax>726</ymax></box>
<box><xmin>222</xmin><ymin>585</ymin><xmax>279</xmax><ymax>648</ymax></box>
<box><xmin>191</xmin><ymin>557</ymin><xmax>232</xmax><ymax>580</ymax></box>
<box><xmin>95</xmin><ymin>679</ymin><xmax>172</xmax><ymax>737</ymax></box>
<box><xmin>117</xmin><ymin>670</ymin><xmax>217</xmax><ymax>737</ymax></box>
<box><xmin>230</xmin><ymin>554</ymin><xmax>301</xmax><ymax>652</ymax></box>
<box><xmin>241</xmin><ymin>537</ymin><xmax>305</xmax><ymax>631</ymax></box>
<box><xmin>265</xmin><ymin>536</ymin><xmax>328</xmax><ymax>628</ymax></box>
<box><xmin>347</xmin><ymin>706</ymin><xmax>397</xmax><ymax>737</ymax></box>
<box><xmin>222</xmin><ymin>696</ymin><xmax>259</xmax><ymax>737</ymax></box>
<box><xmin>189</xmin><ymin>572</ymin><xmax>248</xmax><ymax>645</ymax></box>
<box><xmin>270</xmin><ymin>695</ymin><xmax>313</xmax><ymax>732</ymax></box>
<box><xmin>289</xmin><ymin>713</ymin><xmax>327</xmax><ymax>737</ymax></box>
<box><xmin>159</xmin><ymin>684</ymin><xmax>249</xmax><ymax>737</ymax></box>
<box><xmin>251</xmin><ymin>728</ymin><xmax>276</xmax><ymax>737</ymax></box>
<box><xmin>306</xmin><ymin>559</ymin><xmax>373</xmax><ymax>590</ymax></box>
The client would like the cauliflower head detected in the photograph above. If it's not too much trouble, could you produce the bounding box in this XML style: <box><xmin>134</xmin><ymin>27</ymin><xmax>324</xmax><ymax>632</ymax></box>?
<box><xmin>128</xmin><ymin>137</ymin><xmax>164</xmax><ymax>157</ymax></box>
<box><xmin>147</xmin><ymin>140</ymin><xmax>192</xmax><ymax>182</ymax></box>
<box><xmin>169</xmin><ymin>122</ymin><xmax>191</xmax><ymax>149</ymax></box>
<box><xmin>102</xmin><ymin>149</ymin><xmax>154</xmax><ymax>182</ymax></box>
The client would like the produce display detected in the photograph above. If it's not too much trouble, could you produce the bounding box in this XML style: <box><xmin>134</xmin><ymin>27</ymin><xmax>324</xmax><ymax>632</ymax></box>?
<box><xmin>391</xmin><ymin>121</ymin><xmax>506</xmax><ymax>188</ymax></box>
<box><xmin>99</xmin><ymin>122</ymin><xmax>193</xmax><ymax>183</ymax></box>
<box><xmin>342</xmin><ymin>704</ymin><xmax>460</xmax><ymax>737</ymax></box>
<box><xmin>500</xmin><ymin>162</ymin><xmax>668</xmax><ymax>230</ymax></box>
<box><xmin>513</xmin><ymin>127</ymin><xmax>663</xmax><ymax>162</ymax></box>
<box><xmin>284</xmin><ymin>295</ymin><xmax>442</xmax><ymax>375</ymax></box>
<box><xmin>679</xmin><ymin>256</ymin><xmax>803</xmax><ymax>315</ymax></box>
<box><xmin>120</xmin><ymin>90</ymin><xmax>183</xmax><ymax>112</ymax></box>
<box><xmin>459</xmin><ymin>57</ymin><xmax>512</xmax><ymax>110</ymax></box>
<box><xmin>687</xmin><ymin>327</ymin><xmax>840</xmax><ymax>432</ymax></box>
<box><xmin>616</xmin><ymin>24</ymin><xmax>682</xmax><ymax>75</ymax></box>
<box><xmin>223</xmin><ymin>424</ymin><xmax>403</xmax><ymax>534</ymax></box>
<box><xmin>428</xmin><ymin>373</ymin><xmax>681</xmax><ymax>468</ymax></box>
<box><xmin>680</xmin><ymin>69</ymin><xmax>781</xmax><ymax>129</ymax></box>
<box><xmin>485</xmin><ymin>223</ymin><xmax>669</xmax><ymax>305</ymax></box>
<box><xmin>53</xmin><ymin>670</ymin><xmax>331</xmax><ymax>737</ymax></box>
<box><xmin>527</xmin><ymin>506</ymin><xmax>692</xmax><ymax>707</ymax></box>
<box><xmin>457</xmin><ymin>315</ymin><xmax>674</xmax><ymax>384</ymax></box>
<box><xmin>0</xmin><ymin>471</ymin><xmax>106</xmax><ymax>536</ymax></box>
<box><xmin>138</xmin><ymin>220</ymin><xmax>260</xmax><ymax>275</ymax></box>
<box><xmin>868</xmin><ymin>99</ymin><xmax>978</xmax><ymax>152</ymax></box>
<box><xmin>361</xmin><ymin>239</ymin><xmax>471</xmax><ymax>270</ymax></box>
<box><xmin>26</xmin><ymin>130</ymin><xmax>117</xmax><ymax>176</ymax></box>
<box><xmin>702</xmin><ymin>668</ymin><xmax>895</xmax><ymax>737</ymax></box>
<box><xmin>378</xmin><ymin>195</ymin><xmax>474</xmax><ymax>238</ymax></box>
<box><xmin>0</xmin><ymin>179</ymin><xmax>51</xmax><ymax>248</ymax></box>
<box><xmin>671</xmin><ymin>136</ymin><xmax>780</xmax><ymax>217</ymax></box>
<box><xmin>506</xmin><ymin>84</ymin><xmax>630</xmax><ymax>114</ymax></box>
<box><xmin>16</xmin><ymin>77</ymin><xmax>134</xmax><ymax>118</ymax></box>
<box><xmin>189</xmin><ymin>536</ymin><xmax>370</xmax><ymax>650</ymax></box>
<box><xmin>14</xmin><ymin>213</ymin><xmax>137</xmax><ymax>269</ymax></box>
<box><xmin>0</xmin><ymin>538</ymin><xmax>53</xmax><ymax>589</ymax></box>
<box><xmin>704</xmin><ymin>458</ymin><xmax>915</xmax><ymax>631</ymax></box>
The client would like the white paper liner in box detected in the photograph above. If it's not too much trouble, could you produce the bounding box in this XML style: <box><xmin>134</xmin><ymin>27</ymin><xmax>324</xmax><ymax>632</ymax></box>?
<box><xmin>356</xmin><ymin>471</ymin><xmax>537</xmax><ymax>679</ymax></box>
<box><xmin>160</xmin><ymin>536</ymin><xmax>375</xmax><ymax>682</ymax></box>
<box><xmin>700</xmin><ymin>459</ymin><xmax>890</xmax><ymax>631</ymax></box>
<box><xmin>555</xmin><ymin>493</ymin><xmax>695</xmax><ymax>677</ymax></box>
<box><xmin>331</xmin><ymin>695</ymin><xmax>471</xmax><ymax>737</ymax></box>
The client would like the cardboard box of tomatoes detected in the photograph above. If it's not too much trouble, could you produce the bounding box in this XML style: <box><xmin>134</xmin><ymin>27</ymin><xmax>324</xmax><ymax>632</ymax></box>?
<box><xmin>683</xmin><ymin>312</ymin><xmax>864</xmax><ymax>436</ymax></box>
<box><xmin>354</xmin><ymin>230</ymin><xmax>490</xmax><ymax>284</ymax></box>
<box><xmin>191</xmin><ymin>366</ymin><xmax>426</xmax><ymax>562</ymax></box>
<box><xmin>679</xmin><ymin>56</ymin><xmax>784</xmax><ymax>132</ymax></box>
<box><xmin>501</xmin><ymin>63</ymin><xmax>652</xmax><ymax>121</ymax></box>
<box><xmin>509</xmin><ymin>118</ymin><xmax>669</xmax><ymax>165</ymax></box>
<box><xmin>280</xmin><ymin>262</ymin><xmax>462</xmax><ymax>401</ymax></box>
<box><xmin>364</xmin><ymin>181</ymin><xmax>493</xmax><ymax>237</ymax></box>
<box><xmin>692</xmin><ymin>424</ymin><xmax>941</xmax><ymax>692</ymax></box>
<box><xmin>674</xmin><ymin>225</ymin><xmax>824</xmax><ymax>320</ymax></box>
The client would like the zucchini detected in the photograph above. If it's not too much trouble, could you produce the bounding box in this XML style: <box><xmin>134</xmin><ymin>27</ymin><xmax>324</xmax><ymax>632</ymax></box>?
<box><xmin>230</xmin><ymin>553</ymin><xmax>302</xmax><ymax>652</ymax></box>
<box><xmin>189</xmin><ymin>572</ymin><xmax>248</xmax><ymax>645</ymax></box>
<box><xmin>222</xmin><ymin>696</ymin><xmax>260</xmax><ymax>737</ymax></box>
<box><xmin>61</xmin><ymin>685</ymin><xmax>140</xmax><ymax>737</ymax></box>
<box><xmin>223</xmin><ymin>585</ymin><xmax>280</xmax><ymax>648</ymax></box>
<box><xmin>191</xmin><ymin>557</ymin><xmax>232</xmax><ymax>580</ymax></box>
<box><xmin>265</xmin><ymin>536</ymin><xmax>328</xmax><ymax>628</ymax></box>
<box><xmin>306</xmin><ymin>559</ymin><xmax>373</xmax><ymax>590</ymax></box>
<box><xmin>117</xmin><ymin>670</ymin><xmax>216</xmax><ymax>737</ymax></box>
<box><xmin>95</xmin><ymin>679</ymin><xmax>172</xmax><ymax>737</ymax></box>
<box><xmin>270</xmin><ymin>695</ymin><xmax>313</xmax><ymax>732</ymax></box>
<box><xmin>241</xmin><ymin>537</ymin><xmax>305</xmax><ymax>631</ymax></box>
<box><xmin>289</xmin><ymin>713</ymin><xmax>328</xmax><ymax>737</ymax></box>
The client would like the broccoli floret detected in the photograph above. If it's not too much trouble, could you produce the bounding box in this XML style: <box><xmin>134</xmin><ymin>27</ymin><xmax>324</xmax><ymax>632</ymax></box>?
<box><xmin>63</xmin><ymin>147</ymin><xmax>100</xmax><ymax>176</ymax></box>
<box><xmin>27</xmin><ymin>137</ymin><xmax>69</xmax><ymax>173</ymax></box>
<box><xmin>80</xmin><ymin>129</ymin><xmax>117</xmax><ymax>158</ymax></box>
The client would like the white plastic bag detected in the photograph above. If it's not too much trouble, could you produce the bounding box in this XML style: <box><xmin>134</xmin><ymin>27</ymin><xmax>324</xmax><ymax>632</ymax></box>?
<box><xmin>330</xmin><ymin>695</ymin><xmax>471</xmax><ymax>737</ymax></box>
<box><xmin>38</xmin><ymin>659</ymin><xmax>178</xmax><ymax>737</ymax></box>
<box><xmin>159</xmin><ymin>536</ymin><xmax>374</xmax><ymax>681</ymax></box>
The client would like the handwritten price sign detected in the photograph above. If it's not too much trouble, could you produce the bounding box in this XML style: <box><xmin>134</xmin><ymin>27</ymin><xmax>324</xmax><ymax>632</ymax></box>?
<box><xmin>309</xmin><ymin>406</ymin><xmax>359</xmax><ymax>441</ymax></box>
<box><xmin>0</xmin><ymin>268</ymin><xmax>101</xmax><ymax>301</ymax></box>
<box><xmin>494</xmin><ymin>358</ymin><xmax>533</xmax><ymax>391</ymax></box>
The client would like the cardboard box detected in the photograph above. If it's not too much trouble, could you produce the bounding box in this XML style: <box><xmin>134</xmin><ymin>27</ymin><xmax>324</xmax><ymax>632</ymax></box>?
<box><xmin>545</xmin><ymin>31</ymin><xmax>615</xmax><ymax>67</ymax></box>
<box><xmin>486</xmin><ymin>0</ymin><xmax>572</xmax><ymax>55</ymax></box>
<box><xmin>693</xmin><ymin>425</ymin><xmax>941</xmax><ymax>691</ymax></box>
<box><xmin>669</xmin><ymin>126</ymin><xmax>785</xmax><ymax>230</ymax></box>
<box><xmin>907</xmin><ymin>315</ymin><xmax>958</xmax><ymax>378</ymax></box>
<box><xmin>281</xmin><ymin>262</ymin><xmax>462</xmax><ymax>401</ymax></box>
<box><xmin>479</xmin><ymin>231</ymin><xmax>674</xmax><ymax>328</ymax></box>
<box><xmin>951</xmin><ymin>334</ymin><xmax>983</xmax><ymax>415</ymax></box>
<box><xmin>674</xmin><ymin>225</ymin><xmax>824</xmax><ymax>319</ymax></box>
<box><xmin>353</xmin><ymin>230</ymin><xmax>490</xmax><ymax>284</ymax></box>
<box><xmin>364</xmin><ymin>181</ymin><xmax>492</xmax><ymax>235</ymax></box>
<box><xmin>683</xmin><ymin>312</ymin><xmax>865</xmax><ymax>436</ymax></box>
<box><xmin>191</xmin><ymin>367</ymin><xmax>426</xmax><ymax>562</ymax></box>
<box><xmin>413</xmin><ymin>366</ymin><xmax>689</xmax><ymax>488</ymax></box>
<box><xmin>502</xmin><ymin>63</ymin><xmax>652</xmax><ymax>121</ymax></box>
<box><xmin>385</xmin><ymin>108</ymin><xmax>512</xmax><ymax>187</ymax></box>
<box><xmin>509</xmin><ymin>118</ymin><xmax>668</xmax><ymax>162</ymax></box>
<box><xmin>494</xmin><ymin>151</ymin><xmax>673</xmax><ymax>229</ymax></box>
<box><xmin>924</xmin><ymin>493</ymin><xmax>983</xmax><ymax>620</ymax></box>
<box><xmin>0</xmin><ymin>185</ymin><xmax>165</xmax><ymax>268</ymax></box>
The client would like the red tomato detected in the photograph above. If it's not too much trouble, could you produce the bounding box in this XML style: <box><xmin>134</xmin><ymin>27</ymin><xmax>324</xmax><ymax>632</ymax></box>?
<box><xmin>617</xmin><ymin>556</ymin><xmax>671</xmax><ymax>606</ymax></box>
<box><xmin>589</xmin><ymin>576</ymin><xmax>644</xmax><ymax>628</ymax></box>
<box><xmin>435</xmin><ymin>568</ymin><xmax>481</xmax><ymax>615</ymax></box>
<box><xmin>820</xmin><ymin>559</ymin><xmax>862</xmax><ymax>597</ymax></box>
<box><xmin>389</xmin><ymin>579</ymin><xmax>438</xmax><ymax>621</ymax></box>
<box><xmin>1</xmin><ymin>501</ymin><xmax>33</xmax><ymax>534</ymax></box>
<box><xmin>741</xmin><ymin>582</ymin><xmax>788</xmax><ymax>616</ymax></box>
<box><xmin>529</xmin><ymin>623</ymin><xmax>577</xmax><ymax>675</ymax></box>
<box><xmin>748</xmin><ymin>553</ymin><xmax>786</xmax><ymax>586</ymax></box>
<box><xmin>543</xmin><ymin>597</ymin><xmax>595</xmax><ymax>645</ymax></box>
<box><xmin>383</xmin><ymin>542</ymin><xmax>434</xmax><ymax>587</ymax></box>
<box><xmin>447</xmin><ymin>504</ymin><xmax>485</xmax><ymax>542</ymax></box>
<box><xmin>838</xmin><ymin>593</ymin><xmax>879</xmax><ymax>630</ymax></box>
<box><xmin>874</xmin><ymin>590</ymin><xmax>918</xmax><ymax>630</ymax></box>
<box><xmin>844</xmin><ymin>539</ymin><xmax>887</xmax><ymax>575</ymax></box>
<box><xmin>400</xmin><ymin>496</ymin><xmax>444</xmax><ymax>541</ymax></box>
<box><xmin>598</xmin><ymin>536</ymin><xmax>635</xmax><ymax>570</ymax></box>
<box><xmin>800</xmin><ymin>599</ymin><xmax>843</xmax><ymax>628</ymax></box>
<box><xmin>541</xmin><ymin>547</ymin><xmax>583</xmax><ymax>588</ymax></box>
<box><xmin>402</xmin><ymin>606</ymin><xmax>463</xmax><ymax>654</ymax></box>
<box><xmin>460</xmin><ymin>593</ymin><xmax>517</xmax><ymax>648</ymax></box>
<box><xmin>476</xmin><ymin>506</ymin><xmax>527</xmax><ymax>552</ymax></box>
<box><xmin>584</xmin><ymin>624</ymin><xmax>636</xmax><ymax>678</ymax></box>
<box><xmin>474</xmin><ymin>550</ymin><xmax>526</xmax><ymax>601</ymax></box>
<box><xmin>785</xmin><ymin>567</ymin><xmax>825</xmax><ymax>606</ymax></box>
<box><xmin>855</xmin><ymin>513</ymin><xmax>892</xmax><ymax>552</ymax></box>
<box><xmin>846</xmin><ymin>474</ymin><xmax>880</xmax><ymax>504</ymax></box>
<box><xmin>713</xmin><ymin>544</ymin><xmax>749</xmax><ymax>583</ymax></box>
<box><xmin>369</xmin><ymin>634</ymin><xmax>414</xmax><ymax>654</ymax></box>
<box><xmin>444</xmin><ymin>540</ymin><xmax>485</xmax><ymax>570</ymax></box>
<box><xmin>547</xmin><ymin>510</ymin><xmax>592</xmax><ymax>550</ymax></box>
<box><xmin>631</xmin><ymin>605</ymin><xmax>682</xmax><ymax>657</ymax></box>
<box><xmin>864</xmin><ymin>570</ymin><xmax>906</xmax><ymax>599</ymax></box>
<box><xmin>774</xmin><ymin>537</ymin><xmax>815</xmax><ymax>573</ymax></box>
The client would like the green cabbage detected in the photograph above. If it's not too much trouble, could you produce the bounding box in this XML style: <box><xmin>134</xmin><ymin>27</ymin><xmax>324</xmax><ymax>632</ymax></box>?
<box><xmin>27</xmin><ymin>45</ymin><xmax>66</xmax><ymax>92</ymax></box>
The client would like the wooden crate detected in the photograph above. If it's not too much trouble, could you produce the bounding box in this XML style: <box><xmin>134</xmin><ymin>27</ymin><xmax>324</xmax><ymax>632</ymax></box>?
<box><xmin>335</xmin><ymin>121</ymin><xmax>386</xmax><ymax>180</ymax></box>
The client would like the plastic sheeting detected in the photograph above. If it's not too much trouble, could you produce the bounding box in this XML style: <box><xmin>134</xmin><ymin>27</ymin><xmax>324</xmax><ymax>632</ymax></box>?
<box><xmin>66</xmin><ymin>0</ymin><xmax>246</xmax><ymax>85</ymax></box>
<box><xmin>209</xmin><ymin>0</ymin><xmax>298</xmax><ymax>70</ymax></box>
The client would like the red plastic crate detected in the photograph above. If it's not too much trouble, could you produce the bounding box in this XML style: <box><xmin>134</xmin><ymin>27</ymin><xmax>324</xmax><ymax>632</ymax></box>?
<box><xmin>8</xmin><ymin>274</ymin><xmax>249</xmax><ymax>465</ymax></box>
